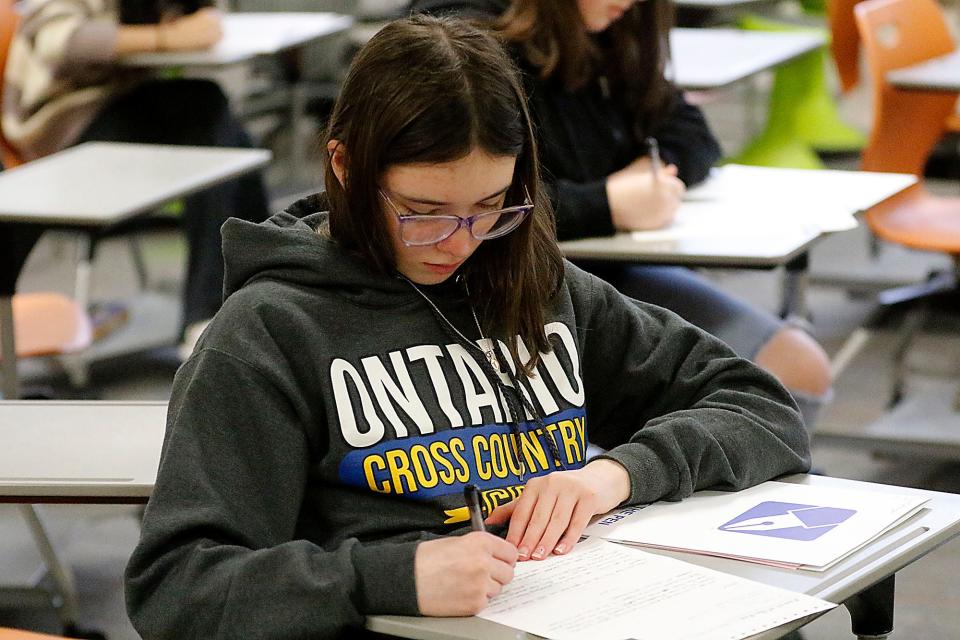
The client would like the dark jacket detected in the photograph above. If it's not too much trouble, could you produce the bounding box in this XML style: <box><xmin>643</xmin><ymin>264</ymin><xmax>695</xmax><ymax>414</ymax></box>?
<box><xmin>412</xmin><ymin>0</ymin><xmax>723</xmax><ymax>240</ymax></box>
<box><xmin>124</xmin><ymin>199</ymin><xmax>807</xmax><ymax>639</ymax></box>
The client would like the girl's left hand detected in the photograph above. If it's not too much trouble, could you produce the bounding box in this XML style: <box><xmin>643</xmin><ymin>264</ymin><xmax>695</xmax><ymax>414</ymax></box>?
<box><xmin>485</xmin><ymin>460</ymin><xmax>631</xmax><ymax>561</ymax></box>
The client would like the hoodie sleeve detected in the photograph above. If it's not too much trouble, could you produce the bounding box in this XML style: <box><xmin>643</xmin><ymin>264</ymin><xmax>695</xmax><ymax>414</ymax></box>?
<box><xmin>564</xmin><ymin>265</ymin><xmax>810</xmax><ymax>505</ymax></box>
<box><xmin>18</xmin><ymin>0</ymin><xmax>119</xmax><ymax>71</ymax></box>
<box><xmin>547</xmin><ymin>177</ymin><xmax>616</xmax><ymax>241</ymax></box>
<box><xmin>652</xmin><ymin>90</ymin><xmax>723</xmax><ymax>188</ymax></box>
<box><xmin>125</xmin><ymin>349</ymin><xmax>424</xmax><ymax>640</ymax></box>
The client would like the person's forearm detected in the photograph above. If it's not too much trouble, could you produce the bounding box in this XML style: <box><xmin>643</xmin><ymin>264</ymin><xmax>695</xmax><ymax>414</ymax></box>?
<box><xmin>114</xmin><ymin>24</ymin><xmax>161</xmax><ymax>54</ymax></box>
<box><xmin>584</xmin><ymin>458</ymin><xmax>631</xmax><ymax>506</ymax></box>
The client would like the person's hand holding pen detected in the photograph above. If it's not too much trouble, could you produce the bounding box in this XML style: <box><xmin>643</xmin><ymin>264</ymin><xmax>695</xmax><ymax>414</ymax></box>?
<box><xmin>413</xmin><ymin>485</ymin><xmax>518</xmax><ymax>616</ymax></box>
<box><xmin>605</xmin><ymin>137</ymin><xmax>685</xmax><ymax>232</ymax></box>
<box><xmin>485</xmin><ymin>459</ymin><xmax>631</xmax><ymax>562</ymax></box>
<box><xmin>157</xmin><ymin>7</ymin><xmax>223</xmax><ymax>51</ymax></box>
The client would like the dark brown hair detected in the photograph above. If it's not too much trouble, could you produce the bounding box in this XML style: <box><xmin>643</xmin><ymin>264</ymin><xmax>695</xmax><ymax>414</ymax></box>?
<box><xmin>496</xmin><ymin>0</ymin><xmax>676</xmax><ymax>139</ymax></box>
<box><xmin>323</xmin><ymin>14</ymin><xmax>564</xmax><ymax>375</ymax></box>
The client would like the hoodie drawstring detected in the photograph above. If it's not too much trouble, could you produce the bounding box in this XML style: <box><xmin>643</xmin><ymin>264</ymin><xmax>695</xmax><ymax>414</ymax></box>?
<box><xmin>399</xmin><ymin>274</ymin><xmax>567</xmax><ymax>479</ymax></box>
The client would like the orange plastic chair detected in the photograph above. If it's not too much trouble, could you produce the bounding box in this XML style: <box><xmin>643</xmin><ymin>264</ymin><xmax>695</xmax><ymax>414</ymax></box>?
<box><xmin>855</xmin><ymin>0</ymin><xmax>960</xmax><ymax>406</ymax></box>
<box><xmin>0</xmin><ymin>0</ymin><xmax>23</xmax><ymax>168</ymax></box>
<box><xmin>0</xmin><ymin>628</ymin><xmax>71</xmax><ymax>640</ymax></box>
<box><xmin>827</xmin><ymin>0</ymin><xmax>863</xmax><ymax>93</ymax></box>
<box><xmin>832</xmin><ymin>0</ymin><xmax>960</xmax><ymax>132</ymax></box>
<box><xmin>8</xmin><ymin>293</ymin><xmax>93</xmax><ymax>359</ymax></box>
<box><xmin>858</xmin><ymin>0</ymin><xmax>957</xmax><ymax>176</ymax></box>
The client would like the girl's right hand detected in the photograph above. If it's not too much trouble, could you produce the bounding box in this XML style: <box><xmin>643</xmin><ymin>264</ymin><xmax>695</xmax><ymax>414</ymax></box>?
<box><xmin>606</xmin><ymin>156</ymin><xmax>685</xmax><ymax>232</ymax></box>
<box><xmin>159</xmin><ymin>8</ymin><xmax>223</xmax><ymax>51</ymax></box>
<box><xmin>414</xmin><ymin>531</ymin><xmax>518</xmax><ymax>616</ymax></box>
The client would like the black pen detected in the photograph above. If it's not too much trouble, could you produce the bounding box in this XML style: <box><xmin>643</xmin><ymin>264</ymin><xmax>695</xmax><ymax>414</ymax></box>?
<box><xmin>646</xmin><ymin>136</ymin><xmax>662</xmax><ymax>176</ymax></box>
<box><xmin>464</xmin><ymin>483</ymin><xmax>486</xmax><ymax>532</ymax></box>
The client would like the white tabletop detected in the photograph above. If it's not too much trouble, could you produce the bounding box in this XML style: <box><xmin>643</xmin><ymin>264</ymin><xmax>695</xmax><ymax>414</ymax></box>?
<box><xmin>559</xmin><ymin>166</ymin><xmax>915</xmax><ymax>268</ymax></box>
<box><xmin>671</xmin><ymin>28</ymin><xmax>826</xmax><ymax>90</ymax></box>
<box><xmin>367</xmin><ymin>474</ymin><xmax>960</xmax><ymax>640</ymax></box>
<box><xmin>0</xmin><ymin>142</ymin><xmax>271</xmax><ymax>226</ymax></box>
<box><xmin>887</xmin><ymin>50</ymin><xmax>960</xmax><ymax>91</ymax></box>
<box><xmin>0</xmin><ymin>401</ymin><xmax>167</xmax><ymax>502</ymax></box>
<box><xmin>119</xmin><ymin>12</ymin><xmax>354</xmax><ymax>68</ymax></box>
<box><xmin>560</xmin><ymin>227</ymin><xmax>820</xmax><ymax>267</ymax></box>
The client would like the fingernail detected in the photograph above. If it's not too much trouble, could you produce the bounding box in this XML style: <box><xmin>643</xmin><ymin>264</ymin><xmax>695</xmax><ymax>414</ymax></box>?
<box><xmin>532</xmin><ymin>546</ymin><xmax>545</xmax><ymax>560</ymax></box>
<box><xmin>553</xmin><ymin>543</ymin><xmax>566</xmax><ymax>554</ymax></box>
<box><xmin>518</xmin><ymin>547</ymin><xmax>529</xmax><ymax>559</ymax></box>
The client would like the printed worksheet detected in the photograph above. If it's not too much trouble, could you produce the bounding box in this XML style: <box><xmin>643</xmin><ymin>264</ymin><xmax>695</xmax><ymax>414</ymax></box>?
<box><xmin>630</xmin><ymin>164</ymin><xmax>917</xmax><ymax>241</ymax></box>
<box><xmin>478</xmin><ymin>539</ymin><xmax>834</xmax><ymax>640</ymax></box>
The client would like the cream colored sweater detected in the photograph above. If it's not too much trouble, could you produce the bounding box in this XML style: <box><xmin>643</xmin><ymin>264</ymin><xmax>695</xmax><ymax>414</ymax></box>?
<box><xmin>2</xmin><ymin>0</ymin><xmax>130</xmax><ymax>161</ymax></box>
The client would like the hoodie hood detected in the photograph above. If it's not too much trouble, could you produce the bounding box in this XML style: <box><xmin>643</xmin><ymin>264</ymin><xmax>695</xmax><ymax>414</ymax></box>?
<box><xmin>221</xmin><ymin>194</ymin><xmax>413</xmax><ymax>308</ymax></box>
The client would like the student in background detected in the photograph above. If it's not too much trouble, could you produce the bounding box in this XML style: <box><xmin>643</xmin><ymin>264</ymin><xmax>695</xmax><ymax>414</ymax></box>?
<box><xmin>1</xmin><ymin>0</ymin><xmax>270</xmax><ymax>353</ymax></box>
<box><xmin>413</xmin><ymin>0</ymin><xmax>833</xmax><ymax>429</ymax></box>
<box><xmin>125</xmin><ymin>15</ymin><xmax>809</xmax><ymax>638</ymax></box>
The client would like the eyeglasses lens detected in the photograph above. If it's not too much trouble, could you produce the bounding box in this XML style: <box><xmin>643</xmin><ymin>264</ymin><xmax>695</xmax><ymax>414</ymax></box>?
<box><xmin>401</xmin><ymin>208</ymin><xmax>529</xmax><ymax>245</ymax></box>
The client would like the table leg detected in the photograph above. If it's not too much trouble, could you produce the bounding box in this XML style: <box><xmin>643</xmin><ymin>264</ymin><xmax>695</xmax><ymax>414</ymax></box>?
<box><xmin>779</xmin><ymin>252</ymin><xmax>810</xmax><ymax>324</ymax></box>
<box><xmin>1</xmin><ymin>223</ymin><xmax>45</xmax><ymax>400</ymax></box>
<box><xmin>73</xmin><ymin>234</ymin><xmax>93</xmax><ymax>314</ymax></box>
<box><xmin>19</xmin><ymin>504</ymin><xmax>81</xmax><ymax>626</ymax></box>
<box><xmin>744</xmin><ymin>76</ymin><xmax>760</xmax><ymax>141</ymax></box>
<box><xmin>843</xmin><ymin>574</ymin><xmax>895</xmax><ymax>640</ymax></box>
<box><xmin>1</xmin><ymin>295</ymin><xmax>19</xmax><ymax>400</ymax></box>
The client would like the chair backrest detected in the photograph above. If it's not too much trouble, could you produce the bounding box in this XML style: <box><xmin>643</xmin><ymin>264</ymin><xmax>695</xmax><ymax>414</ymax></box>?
<box><xmin>0</xmin><ymin>0</ymin><xmax>25</xmax><ymax>168</ymax></box>
<box><xmin>856</xmin><ymin>0</ymin><xmax>959</xmax><ymax>175</ymax></box>
<box><xmin>827</xmin><ymin>0</ymin><xmax>863</xmax><ymax>93</ymax></box>
<box><xmin>9</xmin><ymin>293</ymin><xmax>93</xmax><ymax>358</ymax></box>
<box><xmin>0</xmin><ymin>628</ymin><xmax>71</xmax><ymax>640</ymax></box>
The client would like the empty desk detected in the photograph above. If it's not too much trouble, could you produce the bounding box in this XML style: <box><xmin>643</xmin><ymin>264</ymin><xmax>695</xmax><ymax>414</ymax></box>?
<box><xmin>0</xmin><ymin>141</ymin><xmax>270</xmax><ymax>398</ymax></box>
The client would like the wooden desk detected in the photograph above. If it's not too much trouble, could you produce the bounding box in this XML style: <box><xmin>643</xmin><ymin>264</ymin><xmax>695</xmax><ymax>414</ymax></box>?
<box><xmin>367</xmin><ymin>474</ymin><xmax>960</xmax><ymax>640</ymax></box>
<box><xmin>887</xmin><ymin>50</ymin><xmax>960</xmax><ymax>91</ymax></box>
<box><xmin>0</xmin><ymin>401</ymin><xmax>166</xmax><ymax>504</ymax></box>
<box><xmin>0</xmin><ymin>142</ymin><xmax>271</xmax><ymax>399</ymax></box>
<box><xmin>119</xmin><ymin>12</ymin><xmax>354</xmax><ymax>68</ymax></box>
<box><xmin>558</xmin><ymin>166</ymin><xmax>916</xmax><ymax>319</ymax></box>
<box><xmin>671</xmin><ymin>28</ymin><xmax>826</xmax><ymax>90</ymax></box>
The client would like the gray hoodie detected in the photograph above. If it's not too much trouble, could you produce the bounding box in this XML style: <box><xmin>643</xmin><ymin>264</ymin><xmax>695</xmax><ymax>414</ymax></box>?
<box><xmin>125</xmin><ymin>197</ymin><xmax>810</xmax><ymax>639</ymax></box>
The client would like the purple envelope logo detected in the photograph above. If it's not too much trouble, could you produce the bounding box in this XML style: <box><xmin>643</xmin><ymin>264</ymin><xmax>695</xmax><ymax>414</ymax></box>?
<box><xmin>718</xmin><ymin>501</ymin><xmax>857</xmax><ymax>541</ymax></box>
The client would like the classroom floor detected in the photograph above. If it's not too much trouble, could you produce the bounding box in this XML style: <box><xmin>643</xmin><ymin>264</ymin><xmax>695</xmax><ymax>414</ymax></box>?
<box><xmin>2</xmin><ymin>69</ymin><xmax>960</xmax><ymax>640</ymax></box>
